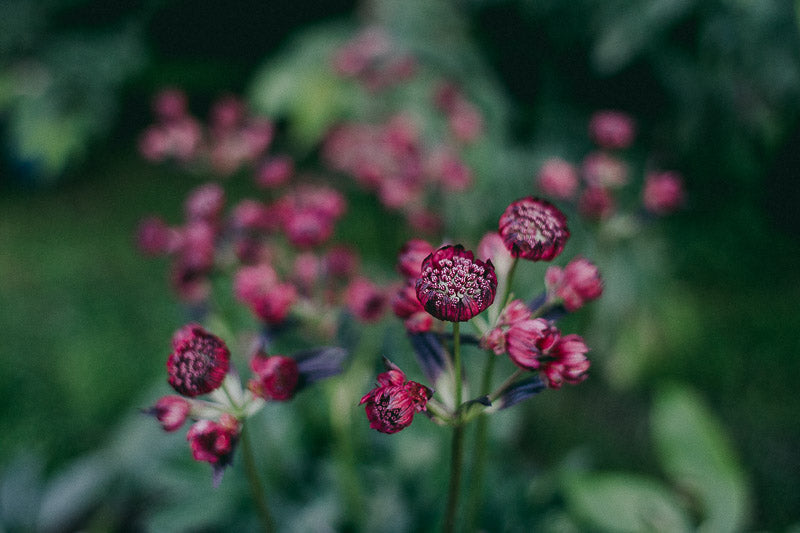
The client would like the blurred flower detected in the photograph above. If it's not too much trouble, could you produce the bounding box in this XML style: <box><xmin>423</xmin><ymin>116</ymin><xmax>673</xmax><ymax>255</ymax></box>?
<box><xmin>345</xmin><ymin>277</ymin><xmax>388</xmax><ymax>323</ymax></box>
<box><xmin>498</xmin><ymin>197</ymin><xmax>570</xmax><ymax>261</ymax></box>
<box><xmin>153</xmin><ymin>88</ymin><xmax>189</xmax><ymax>122</ymax></box>
<box><xmin>426</xmin><ymin>148</ymin><xmax>472</xmax><ymax>191</ymax></box>
<box><xmin>323</xmin><ymin>245</ymin><xmax>359</xmax><ymax>280</ymax></box>
<box><xmin>135</xmin><ymin>216</ymin><xmax>180</xmax><ymax>256</ymax></box>
<box><xmin>275</xmin><ymin>185</ymin><xmax>346</xmax><ymax>248</ymax></box>
<box><xmin>416</xmin><ymin>245</ymin><xmax>497</xmax><ymax>322</ymax></box>
<box><xmin>186</xmin><ymin>414</ymin><xmax>240</xmax><ymax>486</ymax></box>
<box><xmin>360</xmin><ymin>361</ymin><xmax>431</xmax><ymax>434</ymax></box>
<box><xmin>545</xmin><ymin>257</ymin><xmax>604</xmax><ymax>311</ymax></box>
<box><xmin>542</xmin><ymin>334</ymin><xmax>591</xmax><ymax>389</ymax></box>
<box><xmin>537</xmin><ymin>157</ymin><xmax>579</xmax><ymax>200</ymax></box>
<box><xmin>578</xmin><ymin>186</ymin><xmax>615</xmax><ymax>220</ymax></box>
<box><xmin>252</xmin><ymin>283</ymin><xmax>297</xmax><ymax>325</ymax></box>
<box><xmin>249</xmin><ymin>354</ymin><xmax>300</xmax><ymax>401</ymax></box>
<box><xmin>332</xmin><ymin>27</ymin><xmax>416</xmax><ymax>91</ymax></box>
<box><xmin>476</xmin><ymin>231</ymin><xmax>514</xmax><ymax>280</ymax></box>
<box><xmin>588</xmin><ymin>110</ymin><xmax>636</xmax><ymax>149</ymax></box>
<box><xmin>391</xmin><ymin>281</ymin><xmax>433</xmax><ymax>333</ymax></box>
<box><xmin>582</xmin><ymin>151</ymin><xmax>629</xmax><ymax>188</ymax></box>
<box><xmin>167</xmin><ymin>324</ymin><xmax>231</xmax><ymax>397</ymax></box>
<box><xmin>397</xmin><ymin>238</ymin><xmax>434</xmax><ymax>279</ymax></box>
<box><xmin>643</xmin><ymin>170</ymin><xmax>685</xmax><ymax>215</ymax></box>
<box><xmin>145</xmin><ymin>395</ymin><xmax>191</xmax><ymax>432</ymax></box>
<box><xmin>185</xmin><ymin>183</ymin><xmax>226</xmax><ymax>223</ymax></box>
<box><xmin>256</xmin><ymin>155</ymin><xmax>294</xmax><ymax>189</ymax></box>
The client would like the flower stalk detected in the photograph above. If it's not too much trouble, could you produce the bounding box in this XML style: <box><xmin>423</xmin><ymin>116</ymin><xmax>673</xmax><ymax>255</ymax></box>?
<box><xmin>240</xmin><ymin>423</ymin><xmax>275</xmax><ymax>533</ymax></box>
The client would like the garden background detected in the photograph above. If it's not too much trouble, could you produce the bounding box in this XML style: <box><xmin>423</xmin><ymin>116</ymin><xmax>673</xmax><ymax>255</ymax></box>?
<box><xmin>1</xmin><ymin>0</ymin><xmax>799</xmax><ymax>531</ymax></box>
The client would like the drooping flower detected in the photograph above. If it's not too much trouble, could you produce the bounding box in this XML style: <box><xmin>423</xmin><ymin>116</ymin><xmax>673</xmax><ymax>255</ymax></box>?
<box><xmin>545</xmin><ymin>257</ymin><xmax>604</xmax><ymax>312</ymax></box>
<box><xmin>145</xmin><ymin>395</ymin><xmax>191</xmax><ymax>432</ymax></box>
<box><xmin>505</xmin><ymin>318</ymin><xmax>561</xmax><ymax>371</ymax></box>
<box><xmin>643</xmin><ymin>170</ymin><xmax>684</xmax><ymax>215</ymax></box>
<box><xmin>186</xmin><ymin>413</ymin><xmax>240</xmax><ymax>486</ymax></box>
<box><xmin>167</xmin><ymin>324</ymin><xmax>230</xmax><ymax>397</ymax></box>
<box><xmin>360</xmin><ymin>361</ymin><xmax>431</xmax><ymax>434</ymax></box>
<box><xmin>249</xmin><ymin>354</ymin><xmax>300</xmax><ymax>401</ymax></box>
<box><xmin>588</xmin><ymin>110</ymin><xmax>636</xmax><ymax>150</ymax></box>
<box><xmin>397</xmin><ymin>239</ymin><xmax>434</xmax><ymax>279</ymax></box>
<box><xmin>498</xmin><ymin>197</ymin><xmax>570</xmax><ymax>261</ymax></box>
<box><xmin>541</xmin><ymin>334</ymin><xmax>590</xmax><ymax>389</ymax></box>
<box><xmin>480</xmin><ymin>299</ymin><xmax>533</xmax><ymax>355</ymax></box>
<box><xmin>416</xmin><ymin>245</ymin><xmax>497</xmax><ymax>322</ymax></box>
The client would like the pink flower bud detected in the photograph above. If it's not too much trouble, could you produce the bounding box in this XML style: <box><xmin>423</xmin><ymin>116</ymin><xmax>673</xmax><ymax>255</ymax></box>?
<box><xmin>537</xmin><ymin>158</ymin><xmax>579</xmax><ymax>200</ymax></box>
<box><xmin>249</xmin><ymin>354</ymin><xmax>300</xmax><ymax>401</ymax></box>
<box><xmin>542</xmin><ymin>334</ymin><xmax>590</xmax><ymax>388</ymax></box>
<box><xmin>135</xmin><ymin>216</ymin><xmax>180</xmax><ymax>256</ymax></box>
<box><xmin>153</xmin><ymin>88</ymin><xmax>188</xmax><ymax>122</ymax></box>
<box><xmin>345</xmin><ymin>277</ymin><xmax>388</xmax><ymax>323</ymax></box>
<box><xmin>256</xmin><ymin>155</ymin><xmax>294</xmax><ymax>188</ymax></box>
<box><xmin>588</xmin><ymin>110</ymin><xmax>636</xmax><ymax>149</ymax></box>
<box><xmin>360</xmin><ymin>362</ymin><xmax>431</xmax><ymax>434</ymax></box>
<box><xmin>252</xmin><ymin>283</ymin><xmax>297</xmax><ymax>325</ymax></box>
<box><xmin>186</xmin><ymin>414</ymin><xmax>239</xmax><ymax>465</ymax></box>
<box><xmin>396</xmin><ymin>239</ymin><xmax>434</xmax><ymax>279</ymax></box>
<box><xmin>545</xmin><ymin>257</ymin><xmax>603</xmax><ymax>311</ymax></box>
<box><xmin>147</xmin><ymin>395</ymin><xmax>191</xmax><ymax>432</ymax></box>
<box><xmin>506</xmin><ymin>318</ymin><xmax>560</xmax><ymax>371</ymax></box>
<box><xmin>582</xmin><ymin>151</ymin><xmax>629</xmax><ymax>188</ymax></box>
<box><xmin>643</xmin><ymin>171</ymin><xmax>684</xmax><ymax>215</ymax></box>
<box><xmin>185</xmin><ymin>183</ymin><xmax>225</xmax><ymax>223</ymax></box>
<box><xmin>578</xmin><ymin>187</ymin><xmax>615</xmax><ymax>220</ymax></box>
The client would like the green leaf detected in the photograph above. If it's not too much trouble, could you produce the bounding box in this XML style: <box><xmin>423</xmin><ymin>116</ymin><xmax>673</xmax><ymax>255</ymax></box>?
<box><xmin>565</xmin><ymin>472</ymin><xmax>692</xmax><ymax>533</ymax></box>
<box><xmin>651</xmin><ymin>384</ymin><xmax>750</xmax><ymax>532</ymax></box>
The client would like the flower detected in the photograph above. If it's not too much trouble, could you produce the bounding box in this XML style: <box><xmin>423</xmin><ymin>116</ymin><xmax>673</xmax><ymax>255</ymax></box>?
<box><xmin>505</xmin><ymin>318</ymin><xmax>560</xmax><ymax>370</ymax></box>
<box><xmin>643</xmin><ymin>171</ymin><xmax>684</xmax><ymax>215</ymax></box>
<box><xmin>476</xmin><ymin>231</ymin><xmax>514</xmax><ymax>280</ymax></box>
<box><xmin>545</xmin><ymin>257</ymin><xmax>603</xmax><ymax>311</ymax></box>
<box><xmin>397</xmin><ymin>239</ymin><xmax>434</xmax><ymax>279</ymax></box>
<box><xmin>498</xmin><ymin>197</ymin><xmax>570</xmax><ymax>261</ymax></box>
<box><xmin>146</xmin><ymin>395</ymin><xmax>191</xmax><ymax>432</ymax></box>
<box><xmin>256</xmin><ymin>155</ymin><xmax>294</xmax><ymax>188</ymax></box>
<box><xmin>249</xmin><ymin>354</ymin><xmax>300</xmax><ymax>401</ymax></box>
<box><xmin>252</xmin><ymin>283</ymin><xmax>297</xmax><ymax>325</ymax></box>
<box><xmin>582</xmin><ymin>151</ymin><xmax>629</xmax><ymax>188</ymax></box>
<box><xmin>185</xmin><ymin>183</ymin><xmax>225</xmax><ymax>223</ymax></box>
<box><xmin>360</xmin><ymin>362</ymin><xmax>431</xmax><ymax>434</ymax></box>
<box><xmin>542</xmin><ymin>334</ymin><xmax>590</xmax><ymax>389</ymax></box>
<box><xmin>480</xmin><ymin>299</ymin><xmax>532</xmax><ymax>354</ymax></box>
<box><xmin>537</xmin><ymin>158</ymin><xmax>579</xmax><ymax>200</ymax></box>
<box><xmin>345</xmin><ymin>277</ymin><xmax>388</xmax><ymax>322</ymax></box>
<box><xmin>416</xmin><ymin>245</ymin><xmax>497</xmax><ymax>322</ymax></box>
<box><xmin>391</xmin><ymin>281</ymin><xmax>433</xmax><ymax>333</ymax></box>
<box><xmin>578</xmin><ymin>187</ymin><xmax>615</xmax><ymax>220</ymax></box>
<box><xmin>167</xmin><ymin>325</ymin><xmax>230</xmax><ymax>397</ymax></box>
<box><xmin>588</xmin><ymin>110</ymin><xmax>636</xmax><ymax>150</ymax></box>
<box><xmin>186</xmin><ymin>414</ymin><xmax>240</xmax><ymax>486</ymax></box>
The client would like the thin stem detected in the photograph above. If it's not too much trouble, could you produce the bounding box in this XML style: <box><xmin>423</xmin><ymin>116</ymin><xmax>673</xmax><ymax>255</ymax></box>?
<box><xmin>443</xmin><ymin>321</ymin><xmax>465</xmax><ymax>533</ymax></box>
<box><xmin>444</xmin><ymin>423</ymin><xmax>465</xmax><ymax>533</ymax></box>
<box><xmin>465</xmin><ymin>353</ymin><xmax>496</xmax><ymax>531</ymax></box>
<box><xmin>488</xmin><ymin>368</ymin><xmax>525</xmax><ymax>404</ymax></box>
<box><xmin>500</xmin><ymin>257</ymin><xmax>519</xmax><ymax>310</ymax></box>
<box><xmin>240</xmin><ymin>424</ymin><xmax>275</xmax><ymax>533</ymax></box>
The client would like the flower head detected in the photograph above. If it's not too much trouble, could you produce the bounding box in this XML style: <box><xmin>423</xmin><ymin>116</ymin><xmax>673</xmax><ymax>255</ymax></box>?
<box><xmin>498</xmin><ymin>197</ymin><xmax>570</xmax><ymax>261</ymax></box>
<box><xmin>167</xmin><ymin>325</ymin><xmax>230</xmax><ymax>397</ymax></box>
<box><xmin>545</xmin><ymin>257</ymin><xmax>604</xmax><ymax>311</ymax></box>
<box><xmin>249</xmin><ymin>354</ymin><xmax>300</xmax><ymax>401</ymax></box>
<box><xmin>643</xmin><ymin>171</ymin><xmax>684</xmax><ymax>215</ymax></box>
<box><xmin>506</xmin><ymin>318</ymin><xmax>561</xmax><ymax>370</ymax></box>
<box><xmin>397</xmin><ymin>239</ymin><xmax>434</xmax><ymax>279</ymax></box>
<box><xmin>588</xmin><ymin>110</ymin><xmax>636</xmax><ymax>150</ymax></box>
<box><xmin>186</xmin><ymin>413</ymin><xmax>240</xmax><ymax>486</ymax></box>
<box><xmin>416</xmin><ymin>245</ymin><xmax>497</xmax><ymax>322</ymax></box>
<box><xmin>145</xmin><ymin>395</ymin><xmax>191</xmax><ymax>432</ymax></box>
<box><xmin>537</xmin><ymin>158</ymin><xmax>579</xmax><ymax>200</ymax></box>
<box><xmin>345</xmin><ymin>277</ymin><xmax>388</xmax><ymax>323</ymax></box>
<box><xmin>542</xmin><ymin>334</ymin><xmax>591</xmax><ymax>388</ymax></box>
<box><xmin>360</xmin><ymin>362</ymin><xmax>431</xmax><ymax>434</ymax></box>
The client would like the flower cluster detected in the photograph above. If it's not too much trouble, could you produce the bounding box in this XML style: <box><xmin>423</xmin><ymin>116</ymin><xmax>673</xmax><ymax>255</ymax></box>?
<box><xmin>146</xmin><ymin>323</ymin><xmax>346</xmax><ymax>485</ymax></box>
<box><xmin>370</xmin><ymin>196</ymin><xmax>601</xmax><ymax>433</ymax></box>
<box><xmin>332</xmin><ymin>27</ymin><xmax>417</xmax><ymax>92</ymax></box>
<box><xmin>536</xmin><ymin>110</ymin><xmax>685</xmax><ymax>223</ymax></box>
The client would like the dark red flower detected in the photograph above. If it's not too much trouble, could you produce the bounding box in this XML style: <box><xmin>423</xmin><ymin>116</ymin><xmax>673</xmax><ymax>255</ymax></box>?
<box><xmin>415</xmin><ymin>245</ymin><xmax>497</xmax><ymax>322</ymax></box>
<box><xmin>506</xmin><ymin>318</ymin><xmax>561</xmax><ymax>371</ymax></box>
<box><xmin>186</xmin><ymin>413</ymin><xmax>240</xmax><ymax>486</ymax></box>
<box><xmin>167</xmin><ymin>325</ymin><xmax>230</xmax><ymax>397</ymax></box>
<box><xmin>498</xmin><ymin>197</ymin><xmax>570</xmax><ymax>261</ymax></box>
<box><xmin>542</xmin><ymin>334</ymin><xmax>590</xmax><ymax>389</ymax></box>
<box><xmin>146</xmin><ymin>395</ymin><xmax>191</xmax><ymax>432</ymax></box>
<box><xmin>360</xmin><ymin>363</ymin><xmax>431</xmax><ymax>434</ymax></box>
<box><xmin>249</xmin><ymin>354</ymin><xmax>300</xmax><ymax>401</ymax></box>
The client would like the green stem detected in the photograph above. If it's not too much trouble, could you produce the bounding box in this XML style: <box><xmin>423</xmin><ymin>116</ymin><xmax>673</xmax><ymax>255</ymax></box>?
<box><xmin>444</xmin><ymin>423</ymin><xmax>465</xmax><ymax>533</ymax></box>
<box><xmin>500</xmin><ymin>257</ymin><xmax>519</xmax><ymax>310</ymax></box>
<box><xmin>488</xmin><ymin>368</ymin><xmax>525</xmax><ymax>404</ymax></box>
<box><xmin>465</xmin><ymin>353</ymin><xmax>496</xmax><ymax>531</ymax></box>
<box><xmin>241</xmin><ymin>424</ymin><xmax>275</xmax><ymax>533</ymax></box>
<box><xmin>443</xmin><ymin>321</ymin><xmax>465</xmax><ymax>533</ymax></box>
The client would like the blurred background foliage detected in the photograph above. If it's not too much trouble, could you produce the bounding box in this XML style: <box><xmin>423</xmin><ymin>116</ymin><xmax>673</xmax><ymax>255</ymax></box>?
<box><xmin>1</xmin><ymin>0</ymin><xmax>799</xmax><ymax>531</ymax></box>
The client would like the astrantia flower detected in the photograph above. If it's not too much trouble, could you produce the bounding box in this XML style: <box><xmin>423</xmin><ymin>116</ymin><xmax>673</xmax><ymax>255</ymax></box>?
<box><xmin>498</xmin><ymin>197</ymin><xmax>570</xmax><ymax>261</ymax></box>
<box><xmin>588</xmin><ymin>110</ymin><xmax>636</xmax><ymax>150</ymax></box>
<box><xmin>480</xmin><ymin>299</ymin><xmax>531</xmax><ymax>355</ymax></box>
<box><xmin>643</xmin><ymin>171</ymin><xmax>684</xmax><ymax>215</ymax></box>
<box><xmin>545</xmin><ymin>257</ymin><xmax>603</xmax><ymax>312</ymax></box>
<box><xmin>167</xmin><ymin>325</ymin><xmax>230</xmax><ymax>397</ymax></box>
<box><xmin>397</xmin><ymin>239</ymin><xmax>434</xmax><ymax>279</ymax></box>
<box><xmin>537</xmin><ymin>158</ymin><xmax>579</xmax><ymax>200</ymax></box>
<box><xmin>416</xmin><ymin>245</ymin><xmax>497</xmax><ymax>322</ymax></box>
<box><xmin>391</xmin><ymin>281</ymin><xmax>433</xmax><ymax>333</ymax></box>
<box><xmin>186</xmin><ymin>413</ymin><xmax>240</xmax><ymax>486</ymax></box>
<box><xmin>542</xmin><ymin>334</ymin><xmax>590</xmax><ymax>389</ymax></box>
<box><xmin>345</xmin><ymin>277</ymin><xmax>388</xmax><ymax>323</ymax></box>
<box><xmin>145</xmin><ymin>395</ymin><xmax>191</xmax><ymax>432</ymax></box>
<box><xmin>249</xmin><ymin>354</ymin><xmax>300</xmax><ymax>401</ymax></box>
<box><xmin>506</xmin><ymin>318</ymin><xmax>561</xmax><ymax>371</ymax></box>
<box><xmin>360</xmin><ymin>362</ymin><xmax>431</xmax><ymax>434</ymax></box>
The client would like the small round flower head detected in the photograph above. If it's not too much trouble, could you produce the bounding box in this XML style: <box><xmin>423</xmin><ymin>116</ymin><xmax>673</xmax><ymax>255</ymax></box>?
<box><xmin>416</xmin><ymin>245</ymin><xmax>497</xmax><ymax>322</ymax></box>
<box><xmin>589</xmin><ymin>110</ymin><xmax>636</xmax><ymax>150</ymax></box>
<box><xmin>506</xmin><ymin>318</ymin><xmax>561</xmax><ymax>370</ymax></box>
<box><xmin>153</xmin><ymin>88</ymin><xmax>188</xmax><ymax>122</ymax></box>
<box><xmin>256</xmin><ymin>155</ymin><xmax>294</xmax><ymax>189</ymax></box>
<box><xmin>578</xmin><ymin>187</ymin><xmax>615</xmax><ymax>221</ymax></box>
<box><xmin>146</xmin><ymin>395</ymin><xmax>191</xmax><ymax>432</ymax></box>
<box><xmin>167</xmin><ymin>325</ymin><xmax>230</xmax><ymax>397</ymax></box>
<box><xmin>360</xmin><ymin>363</ymin><xmax>431</xmax><ymax>434</ymax></box>
<box><xmin>249</xmin><ymin>354</ymin><xmax>300</xmax><ymax>401</ymax></box>
<box><xmin>545</xmin><ymin>257</ymin><xmax>604</xmax><ymax>312</ymax></box>
<box><xmin>135</xmin><ymin>216</ymin><xmax>180</xmax><ymax>256</ymax></box>
<box><xmin>542</xmin><ymin>334</ymin><xmax>590</xmax><ymax>388</ymax></box>
<box><xmin>186</xmin><ymin>414</ymin><xmax>240</xmax><ymax>487</ymax></box>
<box><xmin>537</xmin><ymin>157</ymin><xmax>579</xmax><ymax>200</ymax></box>
<box><xmin>252</xmin><ymin>283</ymin><xmax>297</xmax><ymax>325</ymax></box>
<box><xmin>582</xmin><ymin>152</ymin><xmax>629</xmax><ymax>189</ymax></box>
<box><xmin>397</xmin><ymin>239</ymin><xmax>434</xmax><ymax>279</ymax></box>
<box><xmin>643</xmin><ymin>171</ymin><xmax>684</xmax><ymax>215</ymax></box>
<box><xmin>185</xmin><ymin>183</ymin><xmax>225</xmax><ymax>223</ymax></box>
<box><xmin>498</xmin><ymin>197</ymin><xmax>570</xmax><ymax>261</ymax></box>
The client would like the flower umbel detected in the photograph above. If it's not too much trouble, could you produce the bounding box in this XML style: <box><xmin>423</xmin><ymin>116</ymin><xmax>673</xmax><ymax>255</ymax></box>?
<box><xmin>167</xmin><ymin>324</ymin><xmax>230</xmax><ymax>397</ymax></box>
<box><xmin>360</xmin><ymin>361</ymin><xmax>431</xmax><ymax>434</ymax></box>
<box><xmin>498</xmin><ymin>197</ymin><xmax>570</xmax><ymax>261</ymax></box>
<box><xmin>415</xmin><ymin>245</ymin><xmax>497</xmax><ymax>322</ymax></box>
